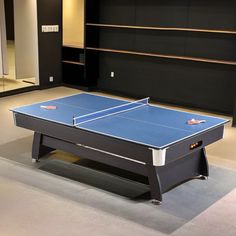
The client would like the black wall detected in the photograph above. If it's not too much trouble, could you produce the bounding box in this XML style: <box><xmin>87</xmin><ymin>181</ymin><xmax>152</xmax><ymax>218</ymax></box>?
<box><xmin>98</xmin><ymin>53</ymin><xmax>236</xmax><ymax>113</ymax></box>
<box><xmin>86</xmin><ymin>0</ymin><xmax>236</xmax><ymax>114</ymax></box>
<box><xmin>37</xmin><ymin>0</ymin><xmax>62</xmax><ymax>87</ymax></box>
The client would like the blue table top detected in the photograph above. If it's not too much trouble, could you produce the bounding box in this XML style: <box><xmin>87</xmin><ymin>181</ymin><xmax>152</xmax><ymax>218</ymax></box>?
<box><xmin>12</xmin><ymin>93</ymin><xmax>228</xmax><ymax>149</ymax></box>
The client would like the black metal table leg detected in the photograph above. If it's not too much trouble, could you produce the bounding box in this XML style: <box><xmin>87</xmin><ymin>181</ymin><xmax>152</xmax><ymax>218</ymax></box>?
<box><xmin>32</xmin><ymin>132</ymin><xmax>54</xmax><ymax>162</ymax></box>
<box><xmin>198</xmin><ymin>148</ymin><xmax>209</xmax><ymax>179</ymax></box>
<box><xmin>146</xmin><ymin>165</ymin><xmax>162</xmax><ymax>204</ymax></box>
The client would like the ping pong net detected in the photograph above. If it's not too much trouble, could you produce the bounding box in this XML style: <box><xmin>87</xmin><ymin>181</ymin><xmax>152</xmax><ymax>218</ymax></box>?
<box><xmin>73</xmin><ymin>97</ymin><xmax>149</xmax><ymax>126</ymax></box>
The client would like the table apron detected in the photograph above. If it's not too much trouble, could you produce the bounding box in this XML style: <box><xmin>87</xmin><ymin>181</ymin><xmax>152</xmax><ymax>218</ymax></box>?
<box><xmin>14</xmin><ymin>113</ymin><xmax>225</xmax><ymax>166</ymax></box>
<box><xmin>164</xmin><ymin>125</ymin><xmax>224</xmax><ymax>165</ymax></box>
<box><xmin>14</xmin><ymin>113</ymin><xmax>152</xmax><ymax>163</ymax></box>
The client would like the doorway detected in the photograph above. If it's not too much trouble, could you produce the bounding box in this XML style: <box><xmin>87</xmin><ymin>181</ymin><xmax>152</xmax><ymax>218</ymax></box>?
<box><xmin>0</xmin><ymin>0</ymin><xmax>39</xmax><ymax>93</ymax></box>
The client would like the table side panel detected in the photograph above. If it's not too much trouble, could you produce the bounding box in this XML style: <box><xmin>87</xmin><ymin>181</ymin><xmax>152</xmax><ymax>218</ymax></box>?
<box><xmin>14</xmin><ymin>113</ymin><xmax>152</xmax><ymax>163</ymax></box>
<box><xmin>14</xmin><ymin>113</ymin><xmax>225</xmax><ymax>165</ymax></box>
<box><xmin>79</xmin><ymin>104</ymin><xmax>227</xmax><ymax>149</ymax></box>
<box><xmin>165</xmin><ymin>125</ymin><xmax>224</xmax><ymax>164</ymax></box>
<box><xmin>157</xmin><ymin>149</ymin><xmax>205</xmax><ymax>193</ymax></box>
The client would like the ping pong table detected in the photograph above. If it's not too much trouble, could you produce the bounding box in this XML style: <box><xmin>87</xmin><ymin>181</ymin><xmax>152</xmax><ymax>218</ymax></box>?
<box><xmin>11</xmin><ymin>93</ymin><xmax>228</xmax><ymax>204</ymax></box>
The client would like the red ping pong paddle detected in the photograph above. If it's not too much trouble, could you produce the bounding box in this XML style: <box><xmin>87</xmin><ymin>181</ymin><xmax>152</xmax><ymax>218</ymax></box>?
<box><xmin>40</xmin><ymin>105</ymin><xmax>57</xmax><ymax>110</ymax></box>
<box><xmin>187</xmin><ymin>118</ymin><xmax>206</xmax><ymax>125</ymax></box>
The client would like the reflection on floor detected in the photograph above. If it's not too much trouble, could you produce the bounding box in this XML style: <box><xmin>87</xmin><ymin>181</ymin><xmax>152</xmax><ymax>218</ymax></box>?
<box><xmin>0</xmin><ymin>77</ymin><xmax>35</xmax><ymax>92</ymax></box>
<box><xmin>0</xmin><ymin>41</ymin><xmax>35</xmax><ymax>92</ymax></box>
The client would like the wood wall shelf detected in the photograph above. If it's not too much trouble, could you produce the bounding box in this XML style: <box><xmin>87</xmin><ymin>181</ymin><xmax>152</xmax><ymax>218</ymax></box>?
<box><xmin>62</xmin><ymin>60</ymin><xmax>85</xmax><ymax>66</ymax></box>
<box><xmin>86</xmin><ymin>23</ymin><xmax>236</xmax><ymax>35</ymax></box>
<box><xmin>63</xmin><ymin>43</ymin><xmax>84</xmax><ymax>49</ymax></box>
<box><xmin>84</xmin><ymin>0</ymin><xmax>236</xmax><ymax>113</ymax></box>
<box><xmin>86</xmin><ymin>47</ymin><xmax>236</xmax><ymax>66</ymax></box>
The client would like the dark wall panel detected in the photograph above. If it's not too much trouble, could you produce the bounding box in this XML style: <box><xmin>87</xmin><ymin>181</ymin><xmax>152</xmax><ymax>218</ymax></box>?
<box><xmin>92</xmin><ymin>28</ymin><xmax>236</xmax><ymax>61</ymax></box>
<box><xmin>88</xmin><ymin>0</ymin><xmax>236</xmax><ymax>114</ymax></box>
<box><xmin>95</xmin><ymin>28</ymin><xmax>187</xmax><ymax>56</ymax></box>
<box><xmin>134</xmin><ymin>31</ymin><xmax>186</xmax><ymax>55</ymax></box>
<box><xmin>37</xmin><ymin>0</ymin><xmax>62</xmax><ymax>87</ymax></box>
<box><xmin>135</xmin><ymin>0</ymin><xmax>189</xmax><ymax>27</ymax></box>
<box><xmin>185</xmin><ymin>33</ymin><xmax>236</xmax><ymax>61</ymax></box>
<box><xmin>97</xmin><ymin>53</ymin><xmax>236</xmax><ymax>113</ymax></box>
<box><xmin>188</xmin><ymin>0</ymin><xmax>236</xmax><ymax>30</ymax></box>
<box><xmin>98</xmin><ymin>0</ymin><xmax>136</xmax><ymax>24</ymax></box>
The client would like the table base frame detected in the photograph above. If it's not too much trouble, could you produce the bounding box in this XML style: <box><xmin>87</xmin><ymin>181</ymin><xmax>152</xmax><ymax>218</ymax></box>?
<box><xmin>13</xmin><ymin>113</ymin><xmax>224</xmax><ymax>203</ymax></box>
<box><xmin>33</xmin><ymin>132</ymin><xmax>209</xmax><ymax>203</ymax></box>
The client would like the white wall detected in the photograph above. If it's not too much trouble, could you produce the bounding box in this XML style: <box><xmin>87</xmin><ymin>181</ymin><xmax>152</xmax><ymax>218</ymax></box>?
<box><xmin>0</xmin><ymin>0</ymin><xmax>8</xmax><ymax>77</ymax></box>
<box><xmin>14</xmin><ymin>0</ymin><xmax>39</xmax><ymax>84</ymax></box>
<box><xmin>63</xmin><ymin>0</ymin><xmax>84</xmax><ymax>48</ymax></box>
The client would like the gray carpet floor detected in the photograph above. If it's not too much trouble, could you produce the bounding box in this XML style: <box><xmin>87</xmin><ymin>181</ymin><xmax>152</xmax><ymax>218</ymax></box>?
<box><xmin>0</xmin><ymin>135</ymin><xmax>236</xmax><ymax>235</ymax></box>
<box><xmin>1</xmin><ymin>87</ymin><xmax>236</xmax><ymax>235</ymax></box>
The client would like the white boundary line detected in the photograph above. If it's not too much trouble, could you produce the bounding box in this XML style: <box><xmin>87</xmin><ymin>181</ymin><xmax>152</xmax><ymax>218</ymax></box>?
<box><xmin>10</xmin><ymin>92</ymin><xmax>131</xmax><ymax>111</ymax></box>
<box><xmin>90</xmin><ymin>93</ymin><xmax>229</xmax><ymax>122</ymax></box>
<box><xmin>73</xmin><ymin>97</ymin><xmax>149</xmax><ymax>126</ymax></box>
<box><xmin>10</xmin><ymin>92</ymin><xmax>229</xmax><ymax>122</ymax></box>
<box><xmin>79</xmin><ymin>119</ymin><xmax>227</xmax><ymax>150</ymax></box>
<box><xmin>10</xmin><ymin>93</ymin><xmax>148</xmax><ymax>127</ymax></box>
<box><xmin>11</xmin><ymin>92</ymin><xmax>228</xmax><ymax>149</ymax></box>
<box><xmin>10</xmin><ymin>92</ymin><xmax>83</xmax><ymax>111</ymax></box>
